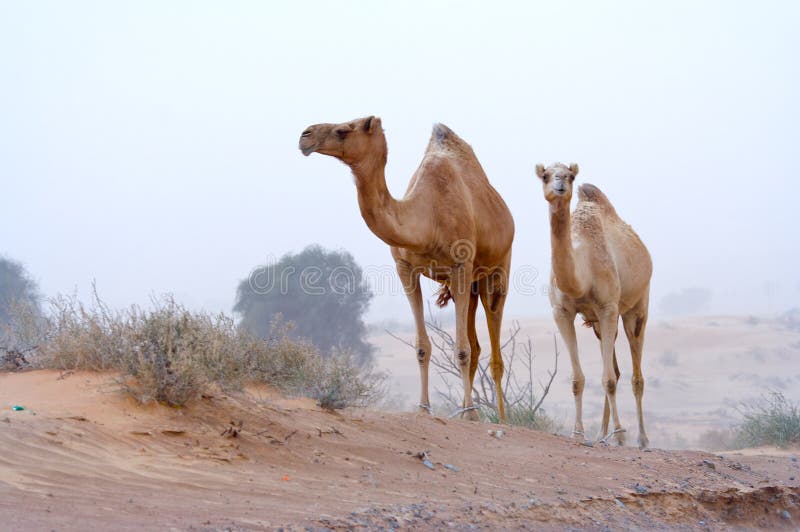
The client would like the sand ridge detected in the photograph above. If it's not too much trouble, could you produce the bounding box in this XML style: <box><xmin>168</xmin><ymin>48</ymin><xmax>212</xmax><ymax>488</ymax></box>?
<box><xmin>0</xmin><ymin>370</ymin><xmax>798</xmax><ymax>529</ymax></box>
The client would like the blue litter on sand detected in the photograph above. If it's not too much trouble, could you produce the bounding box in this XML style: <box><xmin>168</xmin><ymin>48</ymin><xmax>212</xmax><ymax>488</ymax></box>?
<box><xmin>12</xmin><ymin>405</ymin><xmax>24</xmax><ymax>411</ymax></box>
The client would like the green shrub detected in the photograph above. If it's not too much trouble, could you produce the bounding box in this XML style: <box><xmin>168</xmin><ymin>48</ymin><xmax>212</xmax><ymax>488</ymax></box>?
<box><xmin>734</xmin><ymin>392</ymin><xmax>800</xmax><ymax>448</ymax></box>
<box><xmin>483</xmin><ymin>404</ymin><xmax>561</xmax><ymax>432</ymax></box>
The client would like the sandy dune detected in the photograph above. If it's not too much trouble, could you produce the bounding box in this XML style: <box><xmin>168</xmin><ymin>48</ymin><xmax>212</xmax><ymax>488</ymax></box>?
<box><xmin>0</xmin><ymin>370</ymin><xmax>798</xmax><ymax>530</ymax></box>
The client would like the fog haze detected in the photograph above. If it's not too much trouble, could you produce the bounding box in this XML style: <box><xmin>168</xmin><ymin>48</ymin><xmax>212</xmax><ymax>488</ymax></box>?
<box><xmin>2</xmin><ymin>1</ymin><xmax>798</xmax><ymax>321</ymax></box>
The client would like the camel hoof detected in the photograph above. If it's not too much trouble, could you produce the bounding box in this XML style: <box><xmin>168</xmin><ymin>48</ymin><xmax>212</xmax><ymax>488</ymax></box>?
<box><xmin>596</xmin><ymin>428</ymin><xmax>626</xmax><ymax>446</ymax></box>
<box><xmin>571</xmin><ymin>430</ymin><xmax>586</xmax><ymax>442</ymax></box>
<box><xmin>638</xmin><ymin>434</ymin><xmax>649</xmax><ymax>450</ymax></box>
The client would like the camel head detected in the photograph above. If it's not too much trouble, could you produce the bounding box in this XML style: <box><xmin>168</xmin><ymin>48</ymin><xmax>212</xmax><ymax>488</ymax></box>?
<box><xmin>299</xmin><ymin>116</ymin><xmax>385</xmax><ymax>165</ymax></box>
<box><xmin>536</xmin><ymin>162</ymin><xmax>579</xmax><ymax>204</ymax></box>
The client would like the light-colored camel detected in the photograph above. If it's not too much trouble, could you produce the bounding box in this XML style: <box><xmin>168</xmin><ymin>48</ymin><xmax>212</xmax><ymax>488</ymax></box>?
<box><xmin>299</xmin><ymin>116</ymin><xmax>514</xmax><ymax>421</ymax></box>
<box><xmin>536</xmin><ymin>163</ymin><xmax>652</xmax><ymax>448</ymax></box>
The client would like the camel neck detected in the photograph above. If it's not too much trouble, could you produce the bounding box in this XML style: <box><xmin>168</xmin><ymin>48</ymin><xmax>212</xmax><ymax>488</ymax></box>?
<box><xmin>350</xmin><ymin>155</ymin><xmax>416</xmax><ymax>249</ymax></box>
<box><xmin>549</xmin><ymin>202</ymin><xmax>584</xmax><ymax>297</ymax></box>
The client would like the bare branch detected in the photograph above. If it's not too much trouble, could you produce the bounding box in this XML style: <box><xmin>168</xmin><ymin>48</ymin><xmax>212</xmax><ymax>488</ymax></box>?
<box><xmin>388</xmin><ymin>314</ymin><xmax>558</xmax><ymax>428</ymax></box>
<box><xmin>384</xmin><ymin>329</ymin><xmax>415</xmax><ymax>349</ymax></box>
<box><xmin>531</xmin><ymin>335</ymin><xmax>559</xmax><ymax>416</ymax></box>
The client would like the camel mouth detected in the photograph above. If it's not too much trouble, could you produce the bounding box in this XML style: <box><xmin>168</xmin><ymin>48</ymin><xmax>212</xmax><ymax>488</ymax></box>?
<box><xmin>299</xmin><ymin>141</ymin><xmax>316</xmax><ymax>156</ymax></box>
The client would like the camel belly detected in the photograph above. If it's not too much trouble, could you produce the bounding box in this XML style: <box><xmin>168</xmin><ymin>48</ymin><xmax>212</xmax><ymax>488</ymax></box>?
<box><xmin>392</xmin><ymin>246</ymin><xmax>503</xmax><ymax>284</ymax></box>
<box><xmin>551</xmin><ymin>288</ymin><xmax>639</xmax><ymax>323</ymax></box>
<box><xmin>572</xmin><ymin>299</ymin><xmax>600</xmax><ymax>325</ymax></box>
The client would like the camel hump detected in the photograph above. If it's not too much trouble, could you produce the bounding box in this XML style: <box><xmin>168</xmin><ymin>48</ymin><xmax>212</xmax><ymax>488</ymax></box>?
<box><xmin>578</xmin><ymin>183</ymin><xmax>611</xmax><ymax>206</ymax></box>
<box><xmin>432</xmin><ymin>123</ymin><xmax>453</xmax><ymax>143</ymax></box>
<box><xmin>429</xmin><ymin>123</ymin><xmax>473</xmax><ymax>154</ymax></box>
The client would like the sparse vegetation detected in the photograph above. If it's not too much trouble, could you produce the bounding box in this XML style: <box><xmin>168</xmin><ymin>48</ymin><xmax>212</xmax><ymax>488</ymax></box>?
<box><xmin>695</xmin><ymin>393</ymin><xmax>800</xmax><ymax>450</ymax></box>
<box><xmin>4</xmin><ymin>290</ymin><xmax>385</xmax><ymax>409</ymax></box>
<box><xmin>735</xmin><ymin>392</ymin><xmax>800</xmax><ymax>448</ymax></box>
<box><xmin>390</xmin><ymin>316</ymin><xmax>560</xmax><ymax>431</ymax></box>
<box><xmin>311</xmin><ymin>351</ymin><xmax>387</xmax><ymax>410</ymax></box>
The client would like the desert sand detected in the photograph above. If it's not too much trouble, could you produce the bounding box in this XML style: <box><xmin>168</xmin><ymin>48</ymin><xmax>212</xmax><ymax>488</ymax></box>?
<box><xmin>0</xmin><ymin>369</ymin><xmax>798</xmax><ymax>530</ymax></box>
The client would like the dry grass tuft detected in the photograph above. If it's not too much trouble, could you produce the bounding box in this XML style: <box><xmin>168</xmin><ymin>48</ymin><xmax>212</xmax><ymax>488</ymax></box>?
<box><xmin>6</xmin><ymin>291</ymin><xmax>384</xmax><ymax>408</ymax></box>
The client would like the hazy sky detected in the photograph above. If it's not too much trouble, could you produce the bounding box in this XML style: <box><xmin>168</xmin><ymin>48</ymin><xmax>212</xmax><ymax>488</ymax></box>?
<box><xmin>1</xmin><ymin>1</ymin><xmax>798</xmax><ymax>321</ymax></box>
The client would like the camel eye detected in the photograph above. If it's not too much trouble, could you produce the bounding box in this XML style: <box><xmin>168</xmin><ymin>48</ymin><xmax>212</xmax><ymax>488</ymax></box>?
<box><xmin>335</xmin><ymin>128</ymin><xmax>350</xmax><ymax>140</ymax></box>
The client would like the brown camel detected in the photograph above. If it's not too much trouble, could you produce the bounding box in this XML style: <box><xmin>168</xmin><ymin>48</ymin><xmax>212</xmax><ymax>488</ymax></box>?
<box><xmin>299</xmin><ymin>116</ymin><xmax>514</xmax><ymax>421</ymax></box>
<box><xmin>536</xmin><ymin>163</ymin><xmax>652</xmax><ymax>448</ymax></box>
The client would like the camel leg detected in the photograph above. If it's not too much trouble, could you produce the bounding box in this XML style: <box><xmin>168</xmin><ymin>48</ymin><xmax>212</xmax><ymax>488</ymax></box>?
<box><xmin>598</xmin><ymin>307</ymin><xmax>625</xmax><ymax>445</ymax></box>
<box><xmin>467</xmin><ymin>284</ymin><xmax>481</xmax><ymax>388</ymax></box>
<box><xmin>599</xmin><ymin>352</ymin><xmax>621</xmax><ymax>437</ymax></box>
<box><xmin>622</xmin><ymin>298</ymin><xmax>649</xmax><ymax>449</ymax></box>
<box><xmin>396</xmin><ymin>261</ymin><xmax>433</xmax><ymax>414</ymax></box>
<box><xmin>480</xmin><ymin>274</ymin><xmax>508</xmax><ymax>423</ymax></box>
<box><xmin>452</xmin><ymin>263</ymin><xmax>479</xmax><ymax>421</ymax></box>
<box><xmin>553</xmin><ymin>307</ymin><xmax>584</xmax><ymax>439</ymax></box>
<box><xmin>593</xmin><ymin>323</ymin><xmax>620</xmax><ymax>438</ymax></box>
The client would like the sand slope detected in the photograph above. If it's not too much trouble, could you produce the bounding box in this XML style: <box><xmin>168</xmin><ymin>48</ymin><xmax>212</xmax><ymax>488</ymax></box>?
<box><xmin>0</xmin><ymin>370</ymin><xmax>798</xmax><ymax>530</ymax></box>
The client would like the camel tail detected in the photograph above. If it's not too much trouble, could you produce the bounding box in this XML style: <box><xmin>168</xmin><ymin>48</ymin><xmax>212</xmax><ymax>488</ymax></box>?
<box><xmin>435</xmin><ymin>283</ymin><xmax>452</xmax><ymax>308</ymax></box>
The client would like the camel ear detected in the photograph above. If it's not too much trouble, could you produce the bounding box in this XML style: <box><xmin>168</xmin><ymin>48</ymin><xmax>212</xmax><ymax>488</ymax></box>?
<box><xmin>569</xmin><ymin>163</ymin><xmax>579</xmax><ymax>176</ymax></box>
<box><xmin>535</xmin><ymin>164</ymin><xmax>546</xmax><ymax>180</ymax></box>
<box><xmin>364</xmin><ymin>116</ymin><xmax>381</xmax><ymax>133</ymax></box>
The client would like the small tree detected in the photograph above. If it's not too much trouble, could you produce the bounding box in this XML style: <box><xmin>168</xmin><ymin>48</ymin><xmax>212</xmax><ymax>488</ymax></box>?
<box><xmin>0</xmin><ymin>256</ymin><xmax>41</xmax><ymax>324</ymax></box>
<box><xmin>234</xmin><ymin>245</ymin><xmax>374</xmax><ymax>366</ymax></box>
<box><xmin>0</xmin><ymin>257</ymin><xmax>45</xmax><ymax>366</ymax></box>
